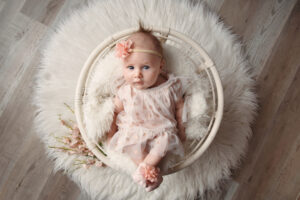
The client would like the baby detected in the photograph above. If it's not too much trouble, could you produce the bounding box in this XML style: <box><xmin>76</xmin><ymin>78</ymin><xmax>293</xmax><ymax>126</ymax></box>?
<box><xmin>107</xmin><ymin>27</ymin><xmax>186</xmax><ymax>192</ymax></box>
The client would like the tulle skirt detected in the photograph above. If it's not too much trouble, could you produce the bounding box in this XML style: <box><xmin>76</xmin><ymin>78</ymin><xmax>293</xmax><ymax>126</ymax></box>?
<box><xmin>108</xmin><ymin>126</ymin><xmax>184</xmax><ymax>161</ymax></box>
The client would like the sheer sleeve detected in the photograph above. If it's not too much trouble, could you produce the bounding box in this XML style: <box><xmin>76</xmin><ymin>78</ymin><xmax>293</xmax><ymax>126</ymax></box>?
<box><xmin>116</xmin><ymin>84</ymin><xmax>126</xmax><ymax>101</ymax></box>
<box><xmin>114</xmin><ymin>85</ymin><xmax>126</xmax><ymax>113</ymax></box>
<box><xmin>170</xmin><ymin>78</ymin><xmax>184</xmax><ymax>104</ymax></box>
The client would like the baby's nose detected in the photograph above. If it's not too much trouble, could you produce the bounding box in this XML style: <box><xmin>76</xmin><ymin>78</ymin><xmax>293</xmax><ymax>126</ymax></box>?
<box><xmin>134</xmin><ymin>69</ymin><xmax>142</xmax><ymax>78</ymax></box>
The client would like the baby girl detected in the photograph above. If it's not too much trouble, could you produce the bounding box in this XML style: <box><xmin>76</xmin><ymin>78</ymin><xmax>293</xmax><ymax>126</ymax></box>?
<box><xmin>107</xmin><ymin>27</ymin><xmax>186</xmax><ymax>191</ymax></box>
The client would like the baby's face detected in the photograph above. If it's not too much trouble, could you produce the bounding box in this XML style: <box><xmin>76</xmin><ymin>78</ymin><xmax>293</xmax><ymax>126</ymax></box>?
<box><xmin>122</xmin><ymin>52</ymin><xmax>162</xmax><ymax>90</ymax></box>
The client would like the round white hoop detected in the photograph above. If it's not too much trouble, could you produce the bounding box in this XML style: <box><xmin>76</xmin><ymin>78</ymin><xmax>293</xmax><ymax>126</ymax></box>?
<box><xmin>75</xmin><ymin>27</ymin><xmax>224</xmax><ymax>175</ymax></box>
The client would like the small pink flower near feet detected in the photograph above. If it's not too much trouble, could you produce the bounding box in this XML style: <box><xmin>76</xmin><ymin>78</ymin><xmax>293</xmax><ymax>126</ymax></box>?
<box><xmin>145</xmin><ymin>175</ymin><xmax>163</xmax><ymax>192</ymax></box>
<box><xmin>132</xmin><ymin>163</ymin><xmax>163</xmax><ymax>192</ymax></box>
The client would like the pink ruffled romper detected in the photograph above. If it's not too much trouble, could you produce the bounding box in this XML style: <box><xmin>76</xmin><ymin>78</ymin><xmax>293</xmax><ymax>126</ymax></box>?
<box><xmin>109</xmin><ymin>74</ymin><xmax>185</xmax><ymax>162</ymax></box>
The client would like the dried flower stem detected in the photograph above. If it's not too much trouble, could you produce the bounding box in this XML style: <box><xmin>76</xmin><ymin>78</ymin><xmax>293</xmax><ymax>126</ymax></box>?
<box><xmin>64</xmin><ymin>102</ymin><xmax>75</xmax><ymax>114</ymax></box>
<box><xmin>74</xmin><ymin>160</ymin><xmax>86</xmax><ymax>165</ymax></box>
<box><xmin>48</xmin><ymin>146</ymin><xmax>74</xmax><ymax>151</ymax></box>
<box><xmin>49</xmin><ymin>103</ymin><xmax>106</xmax><ymax>170</ymax></box>
<box><xmin>61</xmin><ymin>120</ymin><xmax>73</xmax><ymax>130</ymax></box>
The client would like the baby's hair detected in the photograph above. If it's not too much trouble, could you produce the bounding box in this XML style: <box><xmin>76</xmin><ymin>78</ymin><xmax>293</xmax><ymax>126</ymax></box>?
<box><xmin>134</xmin><ymin>21</ymin><xmax>163</xmax><ymax>56</ymax></box>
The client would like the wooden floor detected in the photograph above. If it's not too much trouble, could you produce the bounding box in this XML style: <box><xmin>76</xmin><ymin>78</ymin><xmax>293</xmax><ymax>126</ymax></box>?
<box><xmin>0</xmin><ymin>0</ymin><xmax>299</xmax><ymax>199</ymax></box>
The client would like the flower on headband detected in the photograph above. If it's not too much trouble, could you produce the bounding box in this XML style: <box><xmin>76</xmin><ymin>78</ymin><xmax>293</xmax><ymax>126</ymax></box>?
<box><xmin>116</xmin><ymin>40</ymin><xmax>133</xmax><ymax>58</ymax></box>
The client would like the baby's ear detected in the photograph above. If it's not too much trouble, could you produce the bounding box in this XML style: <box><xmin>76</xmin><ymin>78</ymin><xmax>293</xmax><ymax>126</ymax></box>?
<box><xmin>160</xmin><ymin>59</ymin><xmax>165</xmax><ymax>69</ymax></box>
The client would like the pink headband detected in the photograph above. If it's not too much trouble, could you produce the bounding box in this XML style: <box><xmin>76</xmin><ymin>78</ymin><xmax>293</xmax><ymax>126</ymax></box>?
<box><xmin>115</xmin><ymin>40</ymin><xmax>162</xmax><ymax>59</ymax></box>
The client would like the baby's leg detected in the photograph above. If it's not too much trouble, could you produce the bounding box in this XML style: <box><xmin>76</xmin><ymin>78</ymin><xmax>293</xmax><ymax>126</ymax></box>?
<box><xmin>143</xmin><ymin>151</ymin><xmax>163</xmax><ymax>166</ymax></box>
<box><xmin>139</xmin><ymin>138</ymin><xmax>167</xmax><ymax>191</ymax></box>
<box><xmin>139</xmin><ymin>152</ymin><xmax>163</xmax><ymax>192</ymax></box>
<box><xmin>132</xmin><ymin>135</ymin><xmax>167</xmax><ymax>191</ymax></box>
<box><xmin>143</xmin><ymin>135</ymin><xmax>168</xmax><ymax>166</ymax></box>
<box><xmin>124</xmin><ymin>145</ymin><xmax>147</xmax><ymax>165</ymax></box>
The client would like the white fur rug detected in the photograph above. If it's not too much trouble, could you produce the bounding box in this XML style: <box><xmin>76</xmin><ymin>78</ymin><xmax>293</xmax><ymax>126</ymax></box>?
<box><xmin>34</xmin><ymin>0</ymin><xmax>257</xmax><ymax>199</ymax></box>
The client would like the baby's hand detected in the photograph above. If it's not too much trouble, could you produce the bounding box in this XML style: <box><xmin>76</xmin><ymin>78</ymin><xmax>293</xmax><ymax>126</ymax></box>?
<box><xmin>178</xmin><ymin>129</ymin><xmax>186</xmax><ymax>142</ymax></box>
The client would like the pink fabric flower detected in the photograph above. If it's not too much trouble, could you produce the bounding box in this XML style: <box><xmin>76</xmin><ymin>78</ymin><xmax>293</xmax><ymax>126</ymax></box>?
<box><xmin>115</xmin><ymin>40</ymin><xmax>133</xmax><ymax>58</ymax></box>
<box><xmin>142</xmin><ymin>165</ymin><xmax>160</xmax><ymax>183</ymax></box>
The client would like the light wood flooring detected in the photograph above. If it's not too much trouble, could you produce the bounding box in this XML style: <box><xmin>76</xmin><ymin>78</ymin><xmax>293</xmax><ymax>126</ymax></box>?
<box><xmin>0</xmin><ymin>0</ymin><xmax>299</xmax><ymax>199</ymax></box>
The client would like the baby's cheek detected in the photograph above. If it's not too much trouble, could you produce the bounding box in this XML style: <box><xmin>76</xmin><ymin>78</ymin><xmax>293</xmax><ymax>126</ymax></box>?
<box><xmin>149</xmin><ymin>71</ymin><xmax>159</xmax><ymax>83</ymax></box>
<box><xmin>123</xmin><ymin>74</ymin><xmax>132</xmax><ymax>84</ymax></box>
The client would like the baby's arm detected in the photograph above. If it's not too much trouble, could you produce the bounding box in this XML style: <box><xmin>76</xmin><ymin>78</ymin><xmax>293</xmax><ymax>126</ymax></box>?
<box><xmin>175</xmin><ymin>98</ymin><xmax>186</xmax><ymax>142</ymax></box>
<box><xmin>106</xmin><ymin>96</ymin><xmax>124</xmax><ymax>142</ymax></box>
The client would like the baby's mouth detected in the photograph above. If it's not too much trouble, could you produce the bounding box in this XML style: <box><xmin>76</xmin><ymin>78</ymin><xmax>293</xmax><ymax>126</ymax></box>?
<box><xmin>133</xmin><ymin>79</ymin><xmax>143</xmax><ymax>84</ymax></box>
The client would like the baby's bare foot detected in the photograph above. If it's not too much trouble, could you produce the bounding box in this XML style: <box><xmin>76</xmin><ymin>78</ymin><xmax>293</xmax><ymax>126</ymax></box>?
<box><xmin>132</xmin><ymin>163</ymin><xmax>163</xmax><ymax>191</ymax></box>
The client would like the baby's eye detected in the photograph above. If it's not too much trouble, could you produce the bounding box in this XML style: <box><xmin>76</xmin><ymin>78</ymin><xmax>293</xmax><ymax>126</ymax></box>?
<box><xmin>143</xmin><ymin>65</ymin><xmax>150</xmax><ymax>70</ymax></box>
<box><xmin>127</xmin><ymin>66</ymin><xmax>134</xmax><ymax>70</ymax></box>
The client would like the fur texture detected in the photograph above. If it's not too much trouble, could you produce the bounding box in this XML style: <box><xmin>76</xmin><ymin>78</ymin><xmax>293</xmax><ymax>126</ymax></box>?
<box><xmin>34</xmin><ymin>0</ymin><xmax>257</xmax><ymax>199</ymax></box>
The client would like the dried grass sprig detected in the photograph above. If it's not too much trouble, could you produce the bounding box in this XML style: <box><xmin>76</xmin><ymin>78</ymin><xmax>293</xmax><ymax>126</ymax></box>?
<box><xmin>49</xmin><ymin>103</ymin><xmax>106</xmax><ymax>170</ymax></box>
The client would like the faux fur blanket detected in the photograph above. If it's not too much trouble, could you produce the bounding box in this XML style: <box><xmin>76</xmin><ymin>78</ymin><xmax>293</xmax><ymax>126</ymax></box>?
<box><xmin>34</xmin><ymin>0</ymin><xmax>257</xmax><ymax>199</ymax></box>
